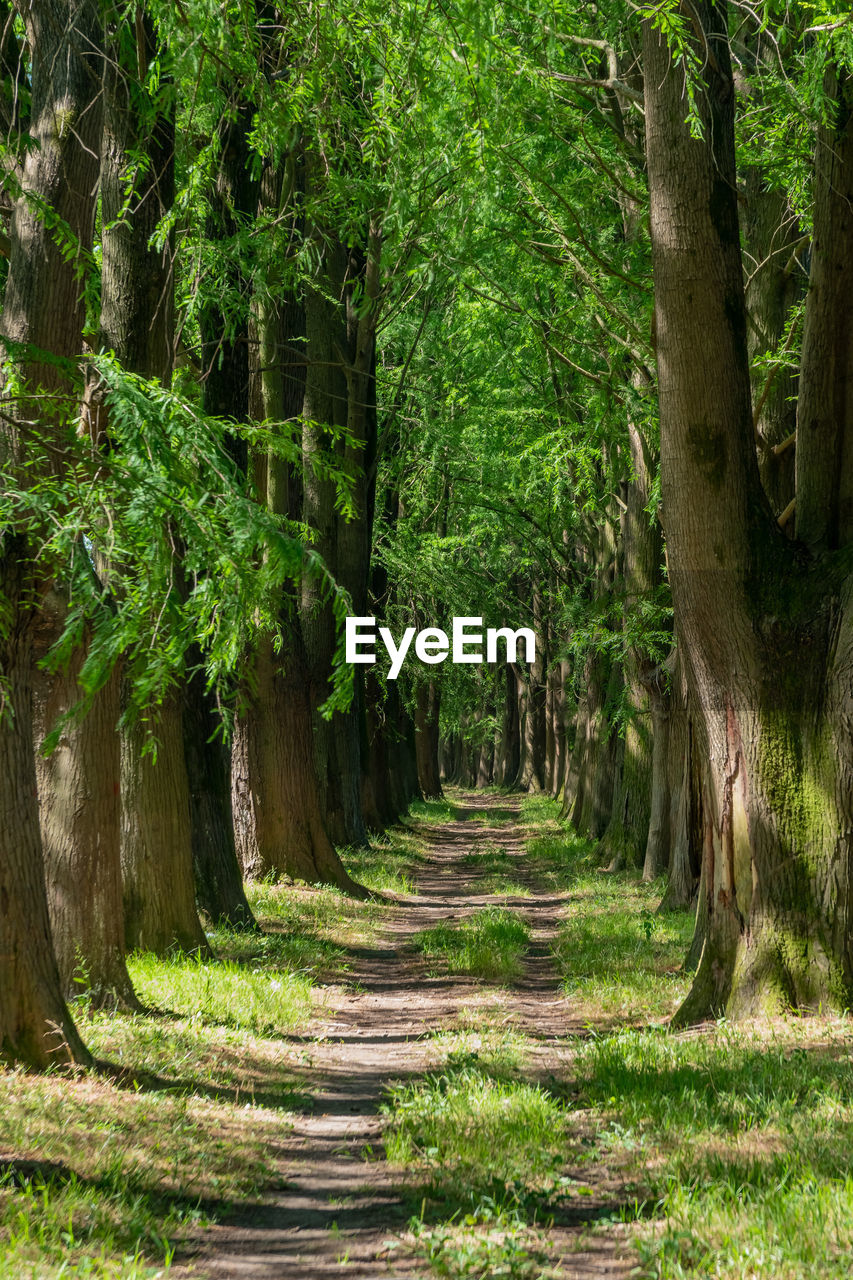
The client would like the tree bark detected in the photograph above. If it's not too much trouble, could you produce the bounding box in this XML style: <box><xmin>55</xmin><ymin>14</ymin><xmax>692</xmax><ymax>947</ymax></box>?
<box><xmin>0</xmin><ymin>543</ymin><xmax>91</xmax><ymax>1067</ymax></box>
<box><xmin>495</xmin><ymin>663</ymin><xmax>520</xmax><ymax>787</ymax></box>
<box><xmin>184</xmin><ymin>659</ymin><xmax>255</xmax><ymax>929</ymax></box>
<box><xmin>186</xmin><ymin>95</ymin><xmax>261</xmax><ymax>929</ymax></box>
<box><xmin>240</xmin><ymin>226</ymin><xmax>364</xmax><ymax>891</ymax></box>
<box><xmin>795</xmin><ymin>64</ymin><xmax>853</xmax><ymax>550</ymax></box>
<box><xmin>644</xmin><ymin>6</ymin><xmax>853</xmax><ymax>1020</ymax></box>
<box><xmin>121</xmin><ymin>697</ymin><xmax>210</xmax><ymax>954</ymax></box>
<box><xmin>415</xmin><ymin>680</ymin><xmax>443</xmax><ymax>798</ymax></box>
<box><xmin>0</xmin><ymin>0</ymin><xmax>110</xmax><ymax>1063</ymax></box>
<box><xmin>100</xmin><ymin>14</ymin><xmax>208</xmax><ymax>958</ymax></box>
<box><xmin>235</xmin><ymin>633</ymin><xmax>367</xmax><ymax>893</ymax></box>
<box><xmin>33</xmin><ymin>650</ymin><xmax>135</xmax><ymax>1007</ymax></box>
<box><xmin>301</xmin><ymin>214</ymin><xmax>362</xmax><ymax>845</ymax></box>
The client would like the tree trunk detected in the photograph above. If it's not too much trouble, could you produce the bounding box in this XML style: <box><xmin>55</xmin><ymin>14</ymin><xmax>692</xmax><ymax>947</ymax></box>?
<box><xmin>29</xmin><ymin>0</ymin><xmax>175</xmax><ymax>1010</ymax></box>
<box><xmin>235</xmin><ymin>634</ymin><xmax>367</xmax><ymax>893</ymax></box>
<box><xmin>415</xmin><ymin>680</ymin><xmax>443</xmax><ymax>798</ymax></box>
<box><xmin>495</xmin><ymin>663</ymin><xmax>521</xmax><ymax>787</ymax></box>
<box><xmin>241</xmin><ymin>237</ymin><xmax>364</xmax><ymax>890</ymax></box>
<box><xmin>599</xmin><ymin>424</ymin><xmax>662</xmax><ymax>869</ymax></box>
<box><xmin>0</xmin><ymin>543</ymin><xmax>91</xmax><ymax>1067</ymax></box>
<box><xmin>642</xmin><ymin>679</ymin><xmax>670</xmax><ymax>882</ymax></box>
<box><xmin>389</xmin><ymin>685</ymin><xmax>421</xmax><ymax>808</ymax></box>
<box><xmin>546</xmin><ymin>656</ymin><xmax>567</xmax><ymax>796</ymax></box>
<box><xmin>0</xmin><ymin>0</ymin><xmax>109</xmax><ymax>1063</ymax></box>
<box><xmin>185</xmin><ymin>97</ymin><xmax>262</xmax><ymax>929</ymax></box>
<box><xmin>34</xmin><ymin>652</ymin><xmax>135</xmax><ymax>1007</ymax></box>
<box><xmin>301</xmin><ymin>186</ymin><xmax>381</xmax><ymax>847</ymax></box>
<box><xmin>100</xmin><ymin>17</ymin><xmax>207</xmax><ymax>958</ymax></box>
<box><xmin>644</xmin><ymin>8</ymin><xmax>853</xmax><ymax>1019</ymax></box>
<box><xmin>121</xmin><ymin>697</ymin><xmax>210</xmax><ymax>954</ymax></box>
<box><xmin>184</xmin><ymin>661</ymin><xmax>255</xmax><ymax>929</ymax></box>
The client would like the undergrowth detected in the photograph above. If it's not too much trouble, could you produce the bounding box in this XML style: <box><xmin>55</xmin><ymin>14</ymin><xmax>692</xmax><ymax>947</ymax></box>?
<box><xmin>0</xmin><ymin>820</ymin><xmax>424</xmax><ymax>1277</ymax></box>
<box><xmin>461</xmin><ymin>842</ymin><xmax>530</xmax><ymax>896</ymax></box>
<box><xmin>382</xmin><ymin>1026</ymin><xmax>584</xmax><ymax>1279</ymax></box>
<box><xmin>522</xmin><ymin>794</ymin><xmax>693</xmax><ymax>1023</ymax></box>
<box><xmin>574</xmin><ymin>1020</ymin><xmax>853</xmax><ymax>1279</ymax></box>
<box><xmin>412</xmin><ymin>907</ymin><xmax>530</xmax><ymax>982</ymax></box>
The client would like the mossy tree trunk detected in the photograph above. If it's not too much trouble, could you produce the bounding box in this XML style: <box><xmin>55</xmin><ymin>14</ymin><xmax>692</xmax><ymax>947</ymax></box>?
<box><xmin>645</xmin><ymin>7</ymin><xmax>853</xmax><ymax>1020</ymax></box>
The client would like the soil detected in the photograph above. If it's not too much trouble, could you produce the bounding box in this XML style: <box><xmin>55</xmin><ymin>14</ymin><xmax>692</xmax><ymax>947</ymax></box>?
<box><xmin>174</xmin><ymin>793</ymin><xmax>640</xmax><ymax>1279</ymax></box>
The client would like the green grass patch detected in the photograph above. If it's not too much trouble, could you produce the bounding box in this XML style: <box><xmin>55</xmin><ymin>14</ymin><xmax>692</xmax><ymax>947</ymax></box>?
<box><xmin>572</xmin><ymin>1020</ymin><xmax>853</xmax><ymax>1279</ymax></box>
<box><xmin>521</xmin><ymin>794</ymin><xmax>692</xmax><ymax>1022</ymax></box>
<box><xmin>383</xmin><ymin>1029</ymin><xmax>581</xmax><ymax>1279</ymax></box>
<box><xmin>243</xmin><ymin>825</ymin><xmax>426</xmax><ymax>967</ymax></box>
<box><xmin>461</xmin><ymin>843</ymin><xmax>530</xmax><ymax>897</ymax></box>
<box><xmin>342</xmin><ymin>827</ymin><xmax>427</xmax><ymax>896</ymax></box>
<box><xmin>408</xmin><ymin>795</ymin><xmax>457</xmax><ymax>825</ymax></box>
<box><xmin>465</xmin><ymin>808</ymin><xmax>518</xmax><ymax>826</ymax></box>
<box><xmin>128</xmin><ymin>951</ymin><xmax>313</xmax><ymax>1037</ymax></box>
<box><xmin>384</xmin><ymin>1063</ymin><xmax>568</xmax><ymax>1192</ymax></box>
<box><xmin>246</xmin><ymin>880</ymin><xmax>382</xmax><ymax>966</ymax></box>
<box><xmin>209</xmin><ymin>923</ymin><xmax>344</xmax><ymax>983</ymax></box>
<box><xmin>412</xmin><ymin>907</ymin><xmax>530</xmax><ymax>982</ymax></box>
<box><xmin>0</xmin><ymin>1019</ymin><xmax>297</xmax><ymax>1278</ymax></box>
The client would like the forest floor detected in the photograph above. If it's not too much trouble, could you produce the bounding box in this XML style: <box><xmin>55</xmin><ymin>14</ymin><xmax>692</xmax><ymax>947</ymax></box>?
<box><xmin>174</xmin><ymin>791</ymin><xmax>641</xmax><ymax>1280</ymax></box>
<box><xmin>3</xmin><ymin>791</ymin><xmax>853</xmax><ymax>1279</ymax></box>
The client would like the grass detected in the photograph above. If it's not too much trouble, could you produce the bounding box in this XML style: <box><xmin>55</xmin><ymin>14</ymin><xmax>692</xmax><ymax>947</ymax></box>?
<box><xmin>10</xmin><ymin>790</ymin><xmax>850</xmax><ymax>1280</ymax></box>
<box><xmin>240</xmin><ymin>825</ymin><xmax>430</xmax><ymax>974</ymax></box>
<box><xmin>412</xmin><ymin>907</ymin><xmax>530</xmax><ymax>982</ymax></box>
<box><xmin>0</xmin><ymin>938</ymin><xmax>318</xmax><ymax>1277</ymax></box>
<box><xmin>408</xmin><ymin>795</ymin><xmax>458</xmax><ymax>825</ymax></box>
<box><xmin>461</xmin><ymin>842</ymin><xmax>530</xmax><ymax>896</ymax></box>
<box><xmin>521</xmin><ymin>795</ymin><xmax>693</xmax><ymax>1023</ymax></box>
<box><xmin>518</xmin><ymin>797</ymin><xmax>853</xmax><ymax>1279</ymax></box>
<box><xmin>382</xmin><ymin>1023</ymin><xmax>581</xmax><ymax>1279</ymax></box>
<box><xmin>572</xmin><ymin>1019</ymin><xmax>853</xmax><ymax>1279</ymax></box>
<box><xmin>129</xmin><ymin>951</ymin><xmax>314</xmax><ymax>1036</ymax></box>
<box><xmin>0</xmin><ymin>1018</ymin><xmax>295</xmax><ymax>1279</ymax></box>
<box><xmin>342</xmin><ymin>825</ymin><xmax>428</xmax><ymax>896</ymax></box>
<box><xmin>0</xmin><ymin>819</ymin><xmax>426</xmax><ymax>1278</ymax></box>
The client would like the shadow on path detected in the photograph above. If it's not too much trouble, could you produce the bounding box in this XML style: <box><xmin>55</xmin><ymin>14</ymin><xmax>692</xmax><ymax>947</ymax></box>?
<box><xmin>173</xmin><ymin>792</ymin><xmax>638</xmax><ymax>1280</ymax></box>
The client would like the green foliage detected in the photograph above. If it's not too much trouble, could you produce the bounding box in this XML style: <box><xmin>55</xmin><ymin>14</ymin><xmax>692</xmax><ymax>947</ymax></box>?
<box><xmin>0</xmin><ymin>348</ymin><xmax>357</xmax><ymax>739</ymax></box>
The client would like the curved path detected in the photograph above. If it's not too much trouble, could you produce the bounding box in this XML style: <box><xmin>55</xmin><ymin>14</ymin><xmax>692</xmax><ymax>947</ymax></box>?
<box><xmin>178</xmin><ymin>794</ymin><xmax>637</xmax><ymax>1279</ymax></box>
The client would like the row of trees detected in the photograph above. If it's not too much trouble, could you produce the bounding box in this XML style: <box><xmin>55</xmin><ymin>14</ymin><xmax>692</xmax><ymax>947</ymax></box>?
<box><xmin>375</xmin><ymin>1</ymin><xmax>853</xmax><ymax>1021</ymax></box>
<box><xmin>2</xmin><ymin>0</ymin><xmax>853</xmax><ymax>1068</ymax></box>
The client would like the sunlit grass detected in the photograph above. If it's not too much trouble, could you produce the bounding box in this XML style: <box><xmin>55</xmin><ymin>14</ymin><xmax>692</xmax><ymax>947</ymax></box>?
<box><xmin>412</xmin><ymin>907</ymin><xmax>530</xmax><ymax>982</ymax></box>
<box><xmin>383</xmin><ymin>1061</ymin><xmax>573</xmax><ymax>1204</ymax></box>
<box><xmin>572</xmin><ymin>1020</ymin><xmax>853</xmax><ymax>1279</ymax></box>
<box><xmin>128</xmin><ymin>951</ymin><xmax>313</xmax><ymax>1037</ymax></box>
<box><xmin>520</xmin><ymin>795</ymin><xmax>692</xmax><ymax>1022</ymax></box>
<box><xmin>383</xmin><ymin>1022</ymin><xmax>582</xmax><ymax>1279</ymax></box>
<box><xmin>342</xmin><ymin>826</ymin><xmax>427</xmax><ymax>895</ymax></box>
<box><xmin>408</xmin><ymin>795</ymin><xmax>457</xmax><ymax>825</ymax></box>
<box><xmin>0</xmin><ymin>1025</ymin><xmax>295</xmax><ymax>1279</ymax></box>
<box><xmin>461</xmin><ymin>843</ymin><xmax>530</xmax><ymax>896</ymax></box>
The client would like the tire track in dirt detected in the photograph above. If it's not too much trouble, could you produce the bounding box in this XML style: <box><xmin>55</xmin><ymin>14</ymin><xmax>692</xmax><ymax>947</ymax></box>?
<box><xmin>175</xmin><ymin>792</ymin><xmax>639</xmax><ymax>1279</ymax></box>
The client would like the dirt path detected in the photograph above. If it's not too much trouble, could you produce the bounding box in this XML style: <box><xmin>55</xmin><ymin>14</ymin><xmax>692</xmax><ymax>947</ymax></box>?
<box><xmin>180</xmin><ymin>794</ymin><xmax>638</xmax><ymax>1279</ymax></box>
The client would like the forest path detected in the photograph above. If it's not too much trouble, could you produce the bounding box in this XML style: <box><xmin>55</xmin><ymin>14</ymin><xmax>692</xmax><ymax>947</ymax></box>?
<box><xmin>179</xmin><ymin>793</ymin><xmax>637</xmax><ymax>1279</ymax></box>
